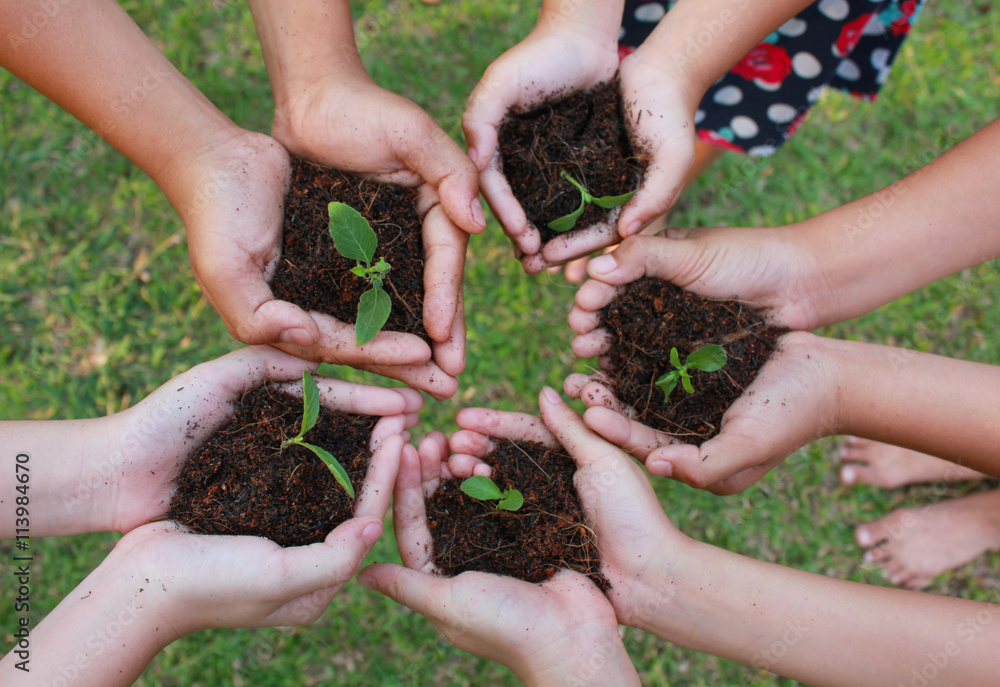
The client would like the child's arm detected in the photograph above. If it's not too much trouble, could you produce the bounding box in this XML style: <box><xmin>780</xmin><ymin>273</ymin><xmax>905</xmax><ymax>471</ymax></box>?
<box><xmin>0</xmin><ymin>346</ymin><xmax>420</xmax><ymax>538</ymax></box>
<box><xmin>532</xmin><ymin>390</ymin><xmax>1000</xmax><ymax>686</ymax></box>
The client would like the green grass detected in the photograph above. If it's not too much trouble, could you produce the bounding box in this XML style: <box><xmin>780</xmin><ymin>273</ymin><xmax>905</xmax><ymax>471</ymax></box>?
<box><xmin>1</xmin><ymin>0</ymin><xmax>998</xmax><ymax>685</ymax></box>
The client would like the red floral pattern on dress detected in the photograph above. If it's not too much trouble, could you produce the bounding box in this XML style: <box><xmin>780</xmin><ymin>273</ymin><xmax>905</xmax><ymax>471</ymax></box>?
<box><xmin>618</xmin><ymin>45</ymin><xmax>635</xmax><ymax>60</ymax></box>
<box><xmin>834</xmin><ymin>13</ymin><xmax>874</xmax><ymax>57</ymax></box>
<box><xmin>697</xmin><ymin>129</ymin><xmax>745</xmax><ymax>153</ymax></box>
<box><xmin>731</xmin><ymin>44</ymin><xmax>793</xmax><ymax>89</ymax></box>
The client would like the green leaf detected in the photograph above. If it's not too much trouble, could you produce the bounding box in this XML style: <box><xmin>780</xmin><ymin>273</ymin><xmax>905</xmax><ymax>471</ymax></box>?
<box><xmin>350</xmin><ymin>265</ymin><xmax>369</xmax><ymax>279</ymax></box>
<box><xmin>547</xmin><ymin>199</ymin><xmax>585</xmax><ymax>233</ymax></box>
<box><xmin>654</xmin><ymin>371</ymin><xmax>679</xmax><ymax>400</ymax></box>
<box><xmin>328</xmin><ymin>202</ymin><xmax>377</xmax><ymax>263</ymax></box>
<box><xmin>559</xmin><ymin>169</ymin><xmax>588</xmax><ymax>195</ymax></box>
<box><xmin>300</xmin><ymin>370</ymin><xmax>319</xmax><ymax>437</ymax></box>
<box><xmin>680</xmin><ymin>370</ymin><xmax>695</xmax><ymax>394</ymax></box>
<box><xmin>497</xmin><ymin>489</ymin><xmax>524</xmax><ymax>511</ymax></box>
<box><xmin>669</xmin><ymin>347</ymin><xmax>681</xmax><ymax>369</ymax></box>
<box><xmin>460</xmin><ymin>475</ymin><xmax>503</xmax><ymax>501</ymax></box>
<box><xmin>591</xmin><ymin>189</ymin><xmax>636</xmax><ymax>209</ymax></box>
<box><xmin>302</xmin><ymin>442</ymin><xmax>355</xmax><ymax>498</ymax></box>
<box><xmin>370</xmin><ymin>258</ymin><xmax>392</xmax><ymax>274</ymax></box>
<box><xmin>686</xmin><ymin>344</ymin><xmax>728</xmax><ymax>372</ymax></box>
<box><xmin>355</xmin><ymin>286</ymin><xmax>392</xmax><ymax>346</ymax></box>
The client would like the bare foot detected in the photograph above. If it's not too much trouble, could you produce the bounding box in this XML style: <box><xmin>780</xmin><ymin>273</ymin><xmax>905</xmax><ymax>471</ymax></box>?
<box><xmin>839</xmin><ymin>437</ymin><xmax>987</xmax><ymax>488</ymax></box>
<box><xmin>855</xmin><ymin>490</ymin><xmax>1000</xmax><ymax>589</ymax></box>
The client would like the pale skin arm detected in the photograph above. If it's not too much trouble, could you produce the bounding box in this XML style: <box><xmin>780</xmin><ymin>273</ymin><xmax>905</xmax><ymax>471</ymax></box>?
<box><xmin>535</xmin><ymin>387</ymin><xmax>1000</xmax><ymax>686</ymax></box>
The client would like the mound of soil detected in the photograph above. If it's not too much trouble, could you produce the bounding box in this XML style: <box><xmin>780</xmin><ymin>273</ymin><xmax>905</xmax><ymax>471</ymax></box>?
<box><xmin>426</xmin><ymin>439</ymin><xmax>608</xmax><ymax>591</ymax></box>
<box><xmin>599</xmin><ymin>277</ymin><xmax>788</xmax><ymax>441</ymax></box>
<box><xmin>271</xmin><ymin>155</ymin><xmax>429</xmax><ymax>342</ymax></box>
<box><xmin>497</xmin><ymin>78</ymin><xmax>646</xmax><ymax>245</ymax></box>
<box><xmin>167</xmin><ymin>384</ymin><xmax>377</xmax><ymax>547</ymax></box>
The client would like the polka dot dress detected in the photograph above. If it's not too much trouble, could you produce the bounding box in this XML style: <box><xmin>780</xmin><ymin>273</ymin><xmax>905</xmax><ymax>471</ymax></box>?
<box><xmin>620</xmin><ymin>0</ymin><xmax>925</xmax><ymax>157</ymax></box>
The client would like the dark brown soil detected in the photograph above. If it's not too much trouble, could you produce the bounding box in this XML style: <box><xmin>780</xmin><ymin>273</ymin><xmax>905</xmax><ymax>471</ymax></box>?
<box><xmin>426</xmin><ymin>440</ymin><xmax>608</xmax><ymax>591</ymax></box>
<box><xmin>600</xmin><ymin>278</ymin><xmax>788</xmax><ymax>442</ymax></box>
<box><xmin>271</xmin><ymin>156</ymin><xmax>429</xmax><ymax>342</ymax></box>
<box><xmin>497</xmin><ymin>78</ymin><xmax>646</xmax><ymax>245</ymax></box>
<box><xmin>167</xmin><ymin>384</ymin><xmax>378</xmax><ymax>548</ymax></box>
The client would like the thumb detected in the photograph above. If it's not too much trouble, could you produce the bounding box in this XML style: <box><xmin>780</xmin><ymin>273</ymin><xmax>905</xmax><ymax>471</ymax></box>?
<box><xmin>277</xmin><ymin>516</ymin><xmax>384</xmax><ymax>597</ymax></box>
<box><xmin>586</xmin><ymin>234</ymin><xmax>708</xmax><ymax>288</ymax></box>
<box><xmin>358</xmin><ymin>563</ymin><xmax>449</xmax><ymax>618</ymax></box>
<box><xmin>616</xmin><ymin>146</ymin><xmax>693</xmax><ymax>238</ymax></box>
<box><xmin>537</xmin><ymin>387</ymin><xmax>629</xmax><ymax>472</ymax></box>
<box><xmin>647</xmin><ymin>431</ymin><xmax>767</xmax><ymax>495</ymax></box>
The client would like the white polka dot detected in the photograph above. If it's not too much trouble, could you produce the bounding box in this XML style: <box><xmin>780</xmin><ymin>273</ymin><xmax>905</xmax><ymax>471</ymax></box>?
<box><xmin>755</xmin><ymin>79</ymin><xmax>782</xmax><ymax>92</ymax></box>
<box><xmin>747</xmin><ymin>145</ymin><xmax>778</xmax><ymax>157</ymax></box>
<box><xmin>694</xmin><ymin>109</ymin><xmax>706</xmax><ymax>124</ymax></box>
<box><xmin>818</xmin><ymin>0</ymin><xmax>850</xmax><ymax>21</ymax></box>
<box><xmin>731</xmin><ymin>116</ymin><xmax>759</xmax><ymax>139</ymax></box>
<box><xmin>792</xmin><ymin>52</ymin><xmax>823</xmax><ymax>79</ymax></box>
<box><xmin>807</xmin><ymin>86</ymin><xmax>826</xmax><ymax>103</ymax></box>
<box><xmin>619</xmin><ymin>26</ymin><xmax>627</xmax><ymax>41</ymax></box>
<box><xmin>876</xmin><ymin>66</ymin><xmax>890</xmax><ymax>85</ymax></box>
<box><xmin>862</xmin><ymin>16</ymin><xmax>886</xmax><ymax>35</ymax></box>
<box><xmin>836</xmin><ymin>58</ymin><xmax>861</xmax><ymax>81</ymax></box>
<box><xmin>767</xmin><ymin>103</ymin><xmax>798</xmax><ymax>123</ymax></box>
<box><xmin>634</xmin><ymin>3</ymin><xmax>667</xmax><ymax>22</ymax></box>
<box><xmin>778</xmin><ymin>18</ymin><xmax>808</xmax><ymax>37</ymax></box>
<box><xmin>713</xmin><ymin>85</ymin><xmax>743</xmax><ymax>106</ymax></box>
<box><xmin>871</xmin><ymin>47</ymin><xmax>891</xmax><ymax>70</ymax></box>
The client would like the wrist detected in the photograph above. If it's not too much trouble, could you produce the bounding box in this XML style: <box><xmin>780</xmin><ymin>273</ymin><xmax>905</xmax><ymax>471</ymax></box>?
<box><xmin>271</xmin><ymin>72</ymin><xmax>375</xmax><ymax>160</ymax></box>
<box><xmin>535</xmin><ymin>1</ymin><xmax>624</xmax><ymax>48</ymax></box>
<box><xmin>518</xmin><ymin>623</ymin><xmax>637</xmax><ymax>687</ymax></box>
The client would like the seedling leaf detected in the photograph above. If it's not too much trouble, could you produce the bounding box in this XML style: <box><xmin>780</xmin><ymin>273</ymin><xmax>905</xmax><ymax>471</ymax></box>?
<box><xmin>654</xmin><ymin>372</ymin><xmax>679</xmax><ymax>399</ymax></box>
<box><xmin>350</xmin><ymin>265</ymin><xmax>368</xmax><ymax>278</ymax></box>
<box><xmin>591</xmin><ymin>190</ymin><xmax>636</xmax><ymax>209</ymax></box>
<box><xmin>302</xmin><ymin>443</ymin><xmax>355</xmax><ymax>498</ymax></box>
<box><xmin>461</xmin><ymin>475</ymin><xmax>503</xmax><ymax>501</ymax></box>
<box><xmin>547</xmin><ymin>199</ymin><xmax>585</xmax><ymax>233</ymax></box>
<box><xmin>680</xmin><ymin>371</ymin><xmax>695</xmax><ymax>394</ymax></box>
<box><xmin>497</xmin><ymin>490</ymin><xmax>524</xmax><ymax>511</ymax></box>
<box><xmin>300</xmin><ymin>370</ymin><xmax>320</xmax><ymax>436</ymax></box>
<box><xmin>669</xmin><ymin>347</ymin><xmax>681</xmax><ymax>368</ymax></box>
<box><xmin>355</xmin><ymin>286</ymin><xmax>391</xmax><ymax>346</ymax></box>
<box><xmin>328</xmin><ymin>202</ymin><xmax>376</xmax><ymax>263</ymax></box>
<box><xmin>686</xmin><ymin>344</ymin><xmax>727</xmax><ymax>372</ymax></box>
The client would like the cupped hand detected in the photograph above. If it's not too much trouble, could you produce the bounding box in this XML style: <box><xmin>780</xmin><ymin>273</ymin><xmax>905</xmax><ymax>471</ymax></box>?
<box><xmin>462</xmin><ymin>23</ymin><xmax>620</xmax><ymax>270</ymax></box>
<box><xmin>108</xmin><ymin>434</ymin><xmax>403</xmax><ymax>635</ymax></box>
<box><xmin>359</xmin><ymin>433</ymin><xmax>636</xmax><ymax>684</ymax></box>
<box><xmin>107</xmin><ymin>346</ymin><xmax>421</xmax><ymax>532</ymax></box>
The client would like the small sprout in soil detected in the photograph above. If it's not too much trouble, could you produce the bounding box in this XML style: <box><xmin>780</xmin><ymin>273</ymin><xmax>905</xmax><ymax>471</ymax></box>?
<box><xmin>654</xmin><ymin>345</ymin><xmax>728</xmax><ymax>402</ymax></box>
<box><xmin>280</xmin><ymin>370</ymin><xmax>355</xmax><ymax>497</ymax></box>
<box><xmin>460</xmin><ymin>475</ymin><xmax>524</xmax><ymax>512</ymax></box>
<box><xmin>547</xmin><ymin>169</ymin><xmax>636</xmax><ymax>233</ymax></box>
<box><xmin>328</xmin><ymin>201</ymin><xmax>392</xmax><ymax>346</ymax></box>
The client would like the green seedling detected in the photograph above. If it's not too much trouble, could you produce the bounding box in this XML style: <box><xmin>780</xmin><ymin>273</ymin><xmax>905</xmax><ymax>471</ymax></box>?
<box><xmin>328</xmin><ymin>201</ymin><xmax>392</xmax><ymax>346</ymax></box>
<box><xmin>654</xmin><ymin>344</ymin><xmax>728</xmax><ymax>402</ymax></box>
<box><xmin>280</xmin><ymin>370</ymin><xmax>355</xmax><ymax>497</ymax></box>
<box><xmin>460</xmin><ymin>475</ymin><xmax>524</xmax><ymax>511</ymax></box>
<box><xmin>547</xmin><ymin>169</ymin><xmax>636</xmax><ymax>233</ymax></box>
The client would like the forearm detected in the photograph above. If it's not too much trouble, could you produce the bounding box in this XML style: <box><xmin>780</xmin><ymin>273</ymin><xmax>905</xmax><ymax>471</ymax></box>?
<box><xmin>0</xmin><ymin>550</ymin><xmax>176</xmax><ymax>686</ymax></box>
<box><xmin>0</xmin><ymin>0</ymin><xmax>238</xmax><ymax>205</ymax></box>
<box><xmin>519</xmin><ymin>623</ymin><xmax>639</xmax><ymax>687</ymax></box>
<box><xmin>831</xmin><ymin>339</ymin><xmax>1000</xmax><ymax>476</ymax></box>
<box><xmin>636</xmin><ymin>540</ymin><xmax>1000</xmax><ymax>686</ymax></box>
<box><xmin>629</xmin><ymin>0</ymin><xmax>814</xmax><ymax>95</ymax></box>
<box><xmin>801</xmin><ymin>117</ymin><xmax>1000</xmax><ymax>326</ymax></box>
<box><xmin>536</xmin><ymin>0</ymin><xmax>625</xmax><ymax>44</ymax></box>
<box><xmin>0</xmin><ymin>419</ymin><xmax>120</xmax><ymax>537</ymax></box>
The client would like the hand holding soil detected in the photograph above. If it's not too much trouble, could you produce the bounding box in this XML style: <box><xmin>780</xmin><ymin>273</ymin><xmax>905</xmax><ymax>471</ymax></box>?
<box><xmin>358</xmin><ymin>431</ymin><xmax>639</xmax><ymax>685</ymax></box>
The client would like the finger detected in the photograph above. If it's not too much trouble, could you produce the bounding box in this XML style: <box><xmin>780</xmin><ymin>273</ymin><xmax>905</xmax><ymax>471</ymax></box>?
<box><xmin>520</xmin><ymin>250</ymin><xmax>553</xmax><ymax>275</ymax></box>
<box><xmin>274</xmin><ymin>515</ymin><xmax>385</xmax><ymax>597</ymax></box>
<box><xmin>575</xmin><ymin>279</ymin><xmax>620</xmax><ymax>312</ymax></box>
<box><xmin>273</xmin><ymin>376</ymin><xmax>408</xmax><ymax>417</ymax></box>
<box><xmin>396</xmin><ymin>116</ymin><xmax>485</xmax><ymax>235</ymax></box>
<box><xmin>446</xmin><ymin>452</ymin><xmax>492</xmax><ymax>479</ymax></box>
<box><xmin>433</xmin><ymin>294</ymin><xmax>466</xmax><ymax>378</ymax></box>
<box><xmin>454</xmin><ymin>408</ymin><xmax>557</xmax><ymax>447</ymax></box>
<box><xmin>419</xmin><ymin>432</ymin><xmax>450</xmax><ymax>485</ymax></box>
<box><xmin>586</xmin><ymin>234</ymin><xmax>702</xmax><ymax>287</ymax></box>
<box><xmin>358</xmin><ymin>563</ymin><xmax>451</xmax><ymax>619</ymax></box>
<box><xmin>537</xmin><ymin>386</ymin><xmax>622</xmax><ymax>468</ymax></box>
<box><xmin>185</xmin><ymin>346</ymin><xmax>320</xmax><ymax>399</ymax></box>
<box><xmin>564</xmin><ymin>255</ymin><xmax>591</xmax><ymax>284</ymax></box>
<box><xmin>421</xmin><ymin>203</ymin><xmax>467</xmax><ymax>343</ymax></box>
<box><xmin>646</xmin><ymin>428</ymin><xmax>769</xmax><ymax>492</ymax></box>
<box><xmin>480</xmin><ymin>161</ymin><xmax>540</xmax><ymax>256</ymax></box>
<box><xmin>358</xmin><ymin>360</ymin><xmax>459</xmax><ymax>400</ymax></box>
<box><xmin>540</xmin><ymin>219</ymin><xmax>621</xmax><ymax>265</ymax></box>
<box><xmin>563</xmin><ymin>373</ymin><xmax>607</xmax><ymax>401</ymax></box>
<box><xmin>392</xmin><ymin>443</ymin><xmax>434</xmax><ymax>569</ymax></box>
<box><xmin>582</xmin><ymin>405</ymin><xmax>671</xmax><ymax>461</ymax></box>
<box><xmin>354</xmin><ymin>435</ymin><xmax>403</xmax><ymax>521</ymax></box>
<box><xmin>448</xmin><ymin>429</ymin><xmax>496</xmax><ymax>459</ymax></box>
<box><xmin>370</xmin><ymin>415</ymin><xmax>410</xmax><ymax>449</ymax></box>
<box><xmin>617</xmin><ymin>150</ymin><xmax>691</xmax><ymax>239</ymax></box>
<box><xmin>275</xmin><ymin>313</ymin><xmax>432</xmax><ymax>367</ymax></box>
<box><xmin>571</xmin><ymin>330</ymin><xmax>612</xmax><ymax>358</ymax></box>
<box><xmin>567</xmin><ymin>304</ymin><xmax>601</xmax><ymax>335</ymax></box>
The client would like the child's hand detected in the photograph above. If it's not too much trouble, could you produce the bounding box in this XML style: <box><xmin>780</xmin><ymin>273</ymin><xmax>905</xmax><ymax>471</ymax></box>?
<box><xmin>462</xmin><ymin>18</ymin><xmax>620</xmax><ymax>272</ymax></box>
<box><xmin>104</xmin><ymin>346</ymin><xmax>421</xmax><ymax>533</ymax></box>
<box><xmin>359</xmin><ymin>434</ymin><xmax>638</xmax><ymax>685</ymax></box>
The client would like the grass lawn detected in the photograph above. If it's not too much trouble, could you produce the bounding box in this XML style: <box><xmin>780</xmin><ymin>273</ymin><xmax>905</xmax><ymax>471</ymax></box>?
<box><xmin>1</xmin><ymin>0</ymin><xmax>998</xmax><ymax>684</ymax></box>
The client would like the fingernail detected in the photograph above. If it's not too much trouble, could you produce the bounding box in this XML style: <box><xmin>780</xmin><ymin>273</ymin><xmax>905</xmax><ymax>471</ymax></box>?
<box><xmin>471</xmin><ymin>199</ymin><xmax>486</xmax><ymax>228</ymax></box>
<box><xmin>840</xmin><ymin>466</ymin><xmax>856</xmax><ymax>485</ymax></box>
<box><xmin>650</xmin><ymin>459</ymin><xmax>672</xmax><ymax>477</ymax></box>
<box><xmin>624</xmin><ymin>220</ymin><xmax>642</xmax><ymax>237</ymax></box>
<box><xmin>357</xmin><ymin>571</ymin><xmax>376</xmax><ymax>590</ymax></box>
<box><xmin>280</xmin><ymin>328</ymin><xmax>315</xmax><ymax>346</ymax></box>
<box><xmin>542</xmin><ymin>386</ymin><xmax>564</xmax><ymax>405</ymax></box>
<box><xmin>589</xmin><ymin>254</ymin><xmax>617</xmax><ymax>275</ymax></box>
<box><xmin>857</xmin><ymin>527</ymin><xmax>873</xmax><ymax>547</ymax></box>
<box><xmin>863</xmin><ymin>550</ymin><xmax>874</xmax><ymax>563</ymax></box>
<box><xmin>362</xmin><ymin>522</ymin><xmax>383</xmax><ymax>548</ymax></box>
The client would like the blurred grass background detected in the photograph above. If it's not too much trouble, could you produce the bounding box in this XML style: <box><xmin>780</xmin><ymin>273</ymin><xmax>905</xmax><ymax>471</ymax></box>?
<box><xmin>1</xmin><ymin>0</ymin><xmax>998</xmax><ymax>684</ymax></box>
